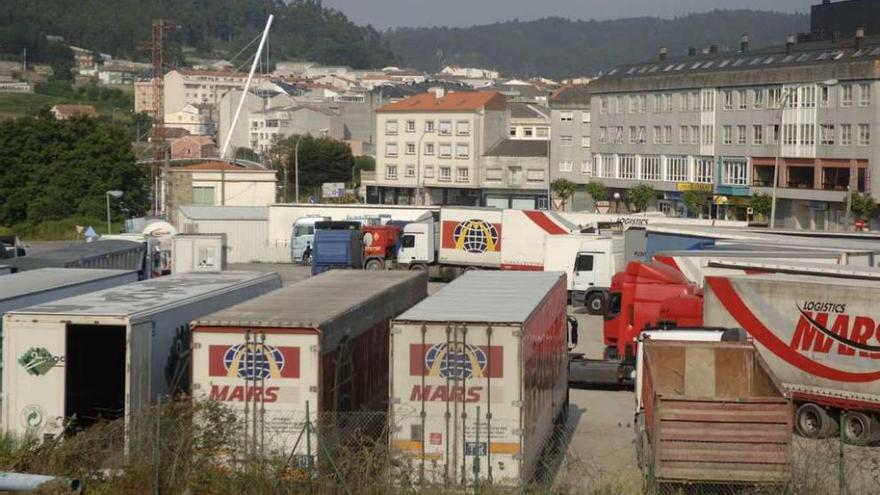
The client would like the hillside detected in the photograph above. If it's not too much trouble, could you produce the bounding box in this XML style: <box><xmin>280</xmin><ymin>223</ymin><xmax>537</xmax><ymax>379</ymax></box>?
<box><xmin>0</xmin><ymin>0</ymin><xmax>396</xmax><ymax>70</ymax></box>
<box><xmin>384</xmin><ymin>10</ymin><xmax>810</xmax><ymax>79</ymax></box>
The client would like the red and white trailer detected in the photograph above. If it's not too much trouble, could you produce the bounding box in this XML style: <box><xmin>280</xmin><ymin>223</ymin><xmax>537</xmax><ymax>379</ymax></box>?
<box><xmin>389</xmin><ymin>271</ymin><xmax>573</xmax><ymax>486</ymax></box>
<box><xmin>190</xmin><ymin>271</ymin><xmax>428</xmax><ymax>459</ymax></box>
<box><xmin>704</xmin><ymin>273</ymin><xmax>880</xmax><ymax>445</ymax></box>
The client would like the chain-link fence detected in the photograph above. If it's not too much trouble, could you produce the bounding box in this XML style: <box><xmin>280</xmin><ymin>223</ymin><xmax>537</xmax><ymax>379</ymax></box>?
<box><xmin>1</xmin><ymin>399</ymin><xmax>878</xmax><ymax>495</ymax></box>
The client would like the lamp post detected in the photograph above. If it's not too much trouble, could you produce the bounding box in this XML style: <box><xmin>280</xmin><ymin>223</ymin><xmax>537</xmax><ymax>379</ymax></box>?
<box><xmin>105</xmin><ymin>190</ymin><xmax>123</xmax><ymax>234</ymax></box>
<box><xmin>415</xmin><ymin>131</ymin><xmax>427</xmax><ymax>205</ymax></box>
<box><xmin>770</xmin><ymin>79</ymin><xmax>837</xmax><ymax>229</ymax></box>
<box><xmin>613</xmin><ymin>191</ymin><xmax>621</xmax><ymax>213</ymax></box>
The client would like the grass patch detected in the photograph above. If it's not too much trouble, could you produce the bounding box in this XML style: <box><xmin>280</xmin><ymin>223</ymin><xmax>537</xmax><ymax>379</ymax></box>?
<box><xmin>0</xmin><ymin>217</ymin><xmax>127</xmax><ymax>241</ymax></box>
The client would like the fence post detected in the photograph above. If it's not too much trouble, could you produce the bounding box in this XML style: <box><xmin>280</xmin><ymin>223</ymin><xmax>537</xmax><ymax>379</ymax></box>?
<box><xmin>473</xmin><ymin>405</ymin><xmax>481</xmax><ymax>494</ymax></box>
<box><xmin>839</xmin><ymin>422</ymin><xmax>846</xmax><ymax>495</ymax></box>
<box><xmin>154</xmin><ymin>395</ymin><xmax>162</xmax><ymax>495</ymax></box>
<box><xmin>306</xmin><ymin>400</ymin><xmax>313</xmax><ymax>481</ymax></box>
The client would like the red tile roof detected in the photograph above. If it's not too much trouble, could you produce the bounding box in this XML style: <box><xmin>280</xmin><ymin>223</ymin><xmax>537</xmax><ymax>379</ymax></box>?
<box><xmin>376</xmin><ymin>91</ymin><xmax>506</xmax><ymax>113</ymax></box>
<box><xmin>172</xmin><ymin>161</ymin><xmax>268</xmax><ymax>171</ymax></box>
<box><xmin>50</xmin><ymin>104</ymin><xmax>98</xmax><ymax>117</ymax></box>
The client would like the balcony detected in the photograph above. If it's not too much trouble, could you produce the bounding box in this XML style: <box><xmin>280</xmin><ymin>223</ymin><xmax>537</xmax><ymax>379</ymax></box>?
<box><xmin>786</xmin><ymin>166</ymin><xmax>814</xmax><ymax>189</ymax></box>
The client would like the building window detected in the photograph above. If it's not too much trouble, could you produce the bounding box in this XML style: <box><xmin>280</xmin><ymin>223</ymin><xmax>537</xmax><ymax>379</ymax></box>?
<box><xmin>641</xmin><ymin>156</ymin><xmax>661</xmax><ymax>181</ymax></box>
<box><xmin>640</xmin><ymin>95</ymin><xmax>648</xmax><ymax>113</ymax></box>
<box><xmin>528</xmin><ymin>169</ymin><xmax>544</xmax><ymax>181</ymax></box>
<box><xmin>799</xmin><ymin>124</ymin><xmax>815</xmax><ymax>145</ymax></box>
<box><xmin>619</xmin><ymin>155</ymin><xmax>636</xmax><ymax>179</ymax></box>
<box><xmin>629</xmin><ymin>96</ymin><xmax>638</xmax><ymax>113</ymax></box>
<box><xmin>679</xmin><ymin>93</ymin><xmax>688</xmax><ymax>112</ymax></box>
<box><xmin>406</xmin><ymin>120</ymin><xmax>416</xmax><ymax>133</ymax></box>
<box><xmin>455</xmin><ymin>143</ymin><xmax>470</xmax><ymax>158</ymax></box>
<box><xmin>560</xmin><ymin>111</ymin><xmax>574</xmax><ymax>122</ymax></box>
<box><xmin>638</xmin><ymin>126</ymin><xmax>646</xmax><ymax>143</ymax></box>
<box><xmin>599</xmin><ymin>126</ymin><xmax>607</xmax><ymax>144</ymax></box>
<box><xmin>859</xmin><ymin>124</ymin><xmax>871</xmax><ymax>146</ymax></box>
<box><xmin>737</xmin><ymin>89</ymin><xmax>747</xmax><ymax>110</ymax></box>
<box><xmin>665</xmin><ymin>93</ymin><xmax>673</xmax><ymax>112</ymax></box>
<box><xmin>753</xmin><ymin>125</ymin><xmax>763</xmax><ymax>145</ymax></box>
<box><xmin>653</xmin><ymin>94</ymin><xmax>662</xmax><ymax>113</ymax></box>
<box><xmin>680</xmin><ymin>126</ymin><xmax>689</xmax><ymax>144</ymax></box>
<box><xmin>668</xmin><ymin>156</ymin><xmax>687</xmax><ymax>182</ymax></box>
<box><xmin>722</xmin><ymin>158</ymin><xmax>748</xmax><ymax>186</ymax></box>
<box><xmin>616</xmin><ymin>96</ymin><xmax>624</xmax><ymax>113</ymax></box>
<box><xmin>768</xmin><ymin>87</ymin><xmax>782</xmax><ymax>108</ymax></box>
<box><xmin>385</xmin><ymin>120</ymin><xmax>398</xmax><ymax>135</ymax></box>
<box><xmin>769</xmin><ymin>124</ymin><xmax>780</xmax><ymax>144</ymax></box>
<box><xmin>695</xmin><ymin>158</ymin><xmax>714</xmax><ymax>183</ymax></box>
<box><xmin>820</xmin><ymin>86</ymin><xmax>831</xmax><ymax>107</ymax></box>
<box><xmin>582</xmin><ymin>112</ymin><xmax>591</xmax><ymax>124</ymax></box>
<box><xmin>690</xmin><ymin>91</ymin><xmax>700</xmax><ymax>112</ymax></box>
<box><xmin>841</xmin><ymin>124</ymin><xmax>853</xmax><ymax>145</ymax></box>
<box><xmin>559</xmin><ymin>161</ymin><xmax>573</xmax><ymax>172</ymax></box>
<box><xmin>753</xmin><ymin>89</ymin><xmax>765</xmax><ymax>109</ymax></box>
<box><xmin>859</xmin><ymin>83</ymin><xmax>872</xmax><ymax>106</ymax></box>
<box><xmin>783</xmin><ymin>124</ymin><xmax>797</xmax><ymax>145</ymax></box>
<box><xmin>581</xmin><ymin>136</ymin><xmax>591</xmax><ymax>148</ymax></box>
<box><xmin>424</xmin><ymin>142</ymin><xmax>435</xmax><ymax>155</ymax></box>
<box><xmin>820</xmin><ymin>124</ymin><xmax>835</xmax><ymax>145</ymax></box>
<box><xmin>536</xmin><ymin>127</ymin><xmax>549</xmax><ymax>138</ymax></box>
<box><xmin>457</xmin><ymin>120</ymin><xmax>471</xmax><ymax>135</ymax></box>
<box><xmin>701</xmin><ymin>90</ymin><xmax>715</xmax><ymax>111</ymax></box>
<box><xmin>802</xmin><ymin>86</ymin><xmax>816</xmax><ymax>108</ymax></box>
<box><xmin>405</xmin><ymin>165</ymin><xmax>416</xmax><ymax>178</ymax></box>
<box><xmin>600</xmin><ymin>97</ymin><xmax>608</xmax><ymax>113</ymax></box>
<box><xmin>385</xmin><ymin>143</ymin><xmax>398</xmax><ymax>157</ymax></box>
<box><xmin>438</xmin><ymin>120</ymin><xmax>452</xmax><ymax>135</ymax></box>
<box><xmin>629</xmin><ymin>126</ymin><xmax>638</xmax><ymax>144</ymax></box>
<box><xmin>663</xmin><ymin>126</ymin><xmax>672</xmax><ymax>144</ymax></box>
<box><xmin>192</xmin><ymin>186</ymin><xmax>215</xmax><ymax>205</ymax></box>
<box><xmin>425</xmin><ymin>120</ymin><xmax>435</xmax><ymax>132</ymax></box>
<box><xmin>615</xmin><ymin>126</ymin><xmax>625</xmax><ymax>144</ymax></box>
<box><xmin>424</xmin><ymin>165</ymin><xmax>435</xmax><ymax>178</ymax></box>
<box><xmin>701</xmin><ymin>125</ymin><xmax>714</xmax><ymax>145</ymax></box>
<box><xmin>439</xmin><ymin>143</ymin><xmax>452</xmax><ymax>158</ymax></box>
<box><xmin>561</xmin><ymin>135</ymin><xmax>573</xmax><ymax>146</ymax></box>
<box><xmin>580</xmin><ymin>160</ymin><xmax>590</xmax><ymax>175</ymax></box>
<box><xmin>591</xmin><ymin>155</ymin><xmax>601</xmax><ymax>177</ymax></box>
<box><xmin>439</xmin><ymin>166</ymin><xmax>451</xmax><ymax>182</ymax></box>
<box><xmin>723</xmin><ymin>90</ymin><xmax>734</xmax><ymax>110</ymax></box>
<box><xmin>456</xmin><ymin>167</ymin><xmax>469</xmax><ymax>182</ymax></box>
<box><xmin>510</xmin><ymin>126</ymin><xmax>517</xmax><ymax>137</ymax></box>
<box><xmin>691</xmin><ymin>125</ymin><xmax>700</xmax><ymax>145</ymax></box>
<box><xmin>405</xmin><ymin>142</ymin><xmax>416</xmax><ymax>155</ymax></box>
<box><xmin>737</xmin><ymin>125</ymin><xmax>747</xmax><ymax>145</ymax></box>
<box><xmin>385</xmin><ymin>165</ymin><xmax>398</xmax><ymax>180</ymax></box>
<box><xmin>722</xmin><ymin>125</ymin><xmax>733</xmax><ymax>145</ymax></box>
<box><xmin>653</xmin><ymin>126</ymin><xmax>662</xmax><ymax>145</ymax></box>
<box><xmin>841</xmin><ymin>84</ymin><xmax>853</xmax><ymax>107</ymax></box>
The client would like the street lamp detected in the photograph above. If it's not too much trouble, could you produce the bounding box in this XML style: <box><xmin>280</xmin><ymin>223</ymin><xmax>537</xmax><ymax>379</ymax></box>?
<box><xmin>105</xmin><ymin>190</ymin><xmax>123</xmax><ymax>234</ymax></box>
<box><xmin>613</xmin><ymin>191</ymin><xmax>621</xmax><ymax>213</ymax></box>
<box><xmin>769</xmin><ymin>79</ymin><xmax>838</xmax><ymax>229</ymax></box>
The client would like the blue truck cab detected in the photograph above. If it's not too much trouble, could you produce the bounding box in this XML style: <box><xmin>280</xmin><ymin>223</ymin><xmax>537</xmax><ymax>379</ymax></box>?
<box><xmin>311</xmin><ymin>221</ymin><xmax>363</xmax><ymax>276</ymax></box>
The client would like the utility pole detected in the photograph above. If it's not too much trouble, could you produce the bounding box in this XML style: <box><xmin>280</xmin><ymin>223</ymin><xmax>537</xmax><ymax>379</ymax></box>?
<box><xmin>151</xmin><ymin>19</ymin><xmax>165</xmax><ymax>216</ymax></box>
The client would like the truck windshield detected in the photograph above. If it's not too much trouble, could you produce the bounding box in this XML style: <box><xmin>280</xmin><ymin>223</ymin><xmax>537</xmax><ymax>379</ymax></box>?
<box><xmin>401</xmin><ymin>235</ymin><xmax>415</xmax><ymax>248</ymax></box>
<box><xmin>294</xmin><ymin>226</ymin><xmax>314</xmax><ymax>237</ymax></box>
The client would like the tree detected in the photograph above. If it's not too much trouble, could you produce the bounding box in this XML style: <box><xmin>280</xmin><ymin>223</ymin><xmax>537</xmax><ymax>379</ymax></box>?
<box><xmin>749</xmin><ymin>193</ymin><xmax>772</xmax><ymax>221</ymax></box>
<box><xmin>353</xmin><ymin>155</ymin><xmax>375</xmax><ymax>187</ymax></box>
<box><xmin>585</xmin><ymin>181</ymin><xmax>609</xmax><ymax>202</ymax></box>
<box><xmin>0</xmin><ymin>114</ymin><xmax>148</xmax><ymax>226</ymax></box>
<box><xmin>274</xmin><ymin>135</ymin><xmax>354</xmax><ymax>201</ymax></box>
<box><xmin>234</xmin><ymin>147</ymin><xmax>261</xmax><ymax>163</ymax></box>
<box><xmin>851</xmin><ymin>192</ymin><xmax>877</xmax><ymax>220</ymax></box>
<box><xmin>551</xmin><ymin>178</ymin><xmax>577</xmax><ymax>211</ymax></box>
<box><xmin>682</xmin><ymin>190</ymin><xmax>709</xmax><ymax>218</ymax></box>
<box><xmin>628</xmin><ymin>184</ymin><xmax>655</xmax><ymax>213</ymax></box>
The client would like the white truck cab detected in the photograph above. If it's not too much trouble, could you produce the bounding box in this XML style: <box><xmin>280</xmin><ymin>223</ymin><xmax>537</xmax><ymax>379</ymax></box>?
<box><xmin>398</xmin><ymin>220</ymin><xmax>438</xmax><ymax>269</ymax></box>
<box><xmin>291</xmin><ymin>216</ymin><xmax>329</xmax><ymax>263</ymax></box>
<box><xmin>543</xmin><ymin>235</ymin><xmax>623</xmax><ymax>304</ymax></box>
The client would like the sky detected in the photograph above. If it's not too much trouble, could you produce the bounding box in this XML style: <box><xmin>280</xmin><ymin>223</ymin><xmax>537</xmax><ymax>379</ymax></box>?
<box><xmin>321</xmin><ymin>0</ymin><xmax>816</xmax><ymax>29</ymax></box>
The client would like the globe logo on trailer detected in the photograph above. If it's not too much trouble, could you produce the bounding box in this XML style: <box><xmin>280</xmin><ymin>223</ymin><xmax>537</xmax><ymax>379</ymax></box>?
<box><xmin>222</xmin><ymin>343</ymin><xmax>286</xmax><ymax>380</ymax></box>
<box><xmin>424</xmin><ymin>343</ymin><xmax>488</xmax><ymax>380</ymax></box>
<box><xmin>453</xmin><ymin>219</ymin><xmax>499</xmax><ymax>253</ymax></box>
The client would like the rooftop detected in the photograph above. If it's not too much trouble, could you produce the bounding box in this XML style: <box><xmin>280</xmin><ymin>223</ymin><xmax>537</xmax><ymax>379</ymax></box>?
<box><xmin>376</xmin><ymin>91</ymin><xmax>506</xmax><ymax>113</ymax></box>
<box><xmin>0</xmin><ymin>268</ymin><xmax>135</xmax><ymax>302</ymax></box>
<box><xmin>550</xmin><ymin>84</ymin><xmax>592</xmax><ymax>106</ymax></box>
<box><xmin>50</xmin><ymin>104</ymin><xmax>97</xmax><ymax>117</ymax></box>
<box><xmin>508</xmin><ymin>102</ymin><xmax>549</xmax><ymax>120</ymax></box>
<box><xmin>177</xmin><ymin>205</ymin><xmax>269</xmax><ymax>221</ymax></box>
<box><xmin>484</xmin><ymin>139</ymin><xmax>548</xmax><ymax>157</ymax></box>
<box><xmin>170</xmin><ymin>160</ymin><xmax>269</xmax><ymax>172</ymax></box>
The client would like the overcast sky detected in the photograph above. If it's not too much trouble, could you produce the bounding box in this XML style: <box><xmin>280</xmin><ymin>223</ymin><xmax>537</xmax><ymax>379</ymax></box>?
<box><xmin>321</xmin><ymin>0</ymin><xmax>816</xmax><ymax>29</ymax></box>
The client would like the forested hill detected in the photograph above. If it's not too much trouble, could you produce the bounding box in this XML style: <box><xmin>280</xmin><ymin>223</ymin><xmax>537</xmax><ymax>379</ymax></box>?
<box><xmin>384</xmin><ymin>10</ymin><xmax>810</xmax><ymax>79</ymax></box>
<box><xmin>0</xmin><ymin>0</ymin><xmax>396</xmax><ymax>69</ymax></box>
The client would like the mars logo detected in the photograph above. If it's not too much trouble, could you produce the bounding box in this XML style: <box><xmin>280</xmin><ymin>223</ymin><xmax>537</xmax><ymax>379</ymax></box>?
<box><xmin>209</xmin><ymin>344</ymin><xmax>300</xmax><ymax>380</ymax></box>
<box><xmin>446</xmin><ymin>219</ymin><xmax>500</xmax><ymax>253</ymax></box>
<box><xmin>790</xmin><ymin>305</ymin><xmax>880</xmax><ymax>358</ymax></box>
<box><xmin>409</xmin><ymin>343</ymin><xmax>502</xmax><ymax>403</ymax></box>
<box><xmin>425</xmin><ymin>343</ymin><xmax>489</xmax><ymax>380</ymax></box>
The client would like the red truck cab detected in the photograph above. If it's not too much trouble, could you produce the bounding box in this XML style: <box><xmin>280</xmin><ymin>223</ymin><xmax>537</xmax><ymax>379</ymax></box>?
<box><xmin>362</xmin><ymin>224</ymin><xmax>402</xmax><ymax>270</ymax></box>
<box><xmin>602</xmin><ymin>261</ymin><xmax>702</xmax><ymax>360</ymax></box>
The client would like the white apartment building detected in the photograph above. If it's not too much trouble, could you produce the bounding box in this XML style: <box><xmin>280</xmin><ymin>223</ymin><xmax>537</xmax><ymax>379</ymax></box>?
<box><xmin>508</xmin><ymin>102</ymin><xmax>551</xmax><ymax>140</ymax></box>
<box><xmin>368</xmin><ymin>89</ymin><xmax>508</xmax><ymax>205</ymax></box>
<box><xmin>164</xmin><ymin>69</ymin><xmax>249</xmax><ymax>114</ymax></box>
<box><xmin>247</xmin><ymin>105</ymin><xmax>344</xmax><ymax>154</ymax></box>
<box><xmin>165</xmin><ymin>103</ymin><xmax>213</xmax><ymax>136</ymax></box>
<box><xmin>549</xmin><ymin>84</ymin><xmax>592</xmax><ymax>210</ymax></box>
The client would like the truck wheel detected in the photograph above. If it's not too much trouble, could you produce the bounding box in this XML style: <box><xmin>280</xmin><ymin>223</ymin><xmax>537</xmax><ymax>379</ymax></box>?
<box><xmin>585</xmin><ymin>292</ymin><xmax>607</xmax><ymax>315</ymax></box>
<box><xmin>365</xmin><ymin>259</ymin><xmax>384</xmax><ymax>270</ymax></box>
<box><xmin>408</xmin><ymin>263</ymin><xmax>427</xmax><ymax>271</ymax></box>
<box><xmin>796</xmin><ymin>403</ymin><xmax>838</xmax><ymax>439</ymax></box>
<box><xmin>464</xmin><ymin>265</ymin><xmax>480</xmax><ymax>272</ymax></box>
<box><xmin>841</xmin><ymin>411</ymin><xmax>875</xmax><ymax>446</ymax></box>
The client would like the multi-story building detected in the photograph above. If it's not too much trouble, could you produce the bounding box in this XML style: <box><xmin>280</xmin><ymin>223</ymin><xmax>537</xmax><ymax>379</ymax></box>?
<box><xmin>590</xmin><ymin>30</ymin><xmax>879</xmax><ymax>229</ymax></box>
<box><xmin>164</xmin><ymin>69</ymin><xmax>249</xmax><ymax>114</ymax></box>
<box><xmin>164</xmin><ymin>103</ymin><xmax>213</xmax><ymax>136</ymax></box>
<box><xmin>134</xmin><ymin>79</ymin><xmax>157</xmax><ymax>116</ymax></box>
<box><xmin>549</xmin><ymin>84</ymin><xmax>592</xmax><ymax>210</ymax></box>
<box><xmin>508</xmin><ymin>102</ymin><xmax>551</xmax><ymax>140</ymax></box>
<box><xmin>247</xmin><ymin>105</ymin><xmax>344</xmax><ymax>154</ymax></box>
<box><xmin>368</xmin><ymin>89</ymin><xmax>508</xmax><ymax>205</ymax></box>
<box><xmin>481</xmin><ymin>139</ymin><xmax>549</xmax><ymax>209</ymax></box>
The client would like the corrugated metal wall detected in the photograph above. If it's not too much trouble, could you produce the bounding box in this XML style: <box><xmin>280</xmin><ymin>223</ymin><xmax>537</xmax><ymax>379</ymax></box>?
<box><xmin>180</xmin><ymin>219</ymin><xmax>291</xmax><ymax>264</ymax></box>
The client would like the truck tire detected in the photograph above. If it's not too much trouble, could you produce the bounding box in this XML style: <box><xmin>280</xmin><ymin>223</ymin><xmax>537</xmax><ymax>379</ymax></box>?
<box><xmin>464</xmin><ymin>265</ymin><xmax>480</xmax><ymax>272</ymax></box>
<box><xmin>585</xmin><ymin>291</ymin><xmax>607</xmax><ymax>315</ymax></box>
<box><xmin>408</xmin><ymin>263</ymin><xmax>427</xmax><ymax>272</ymax></box>
<box><xmin>796</xmin><ymin>403</ymin><xmax>838</xmax><ymax>439</ymax></box>
<box><xmin>841</xmin><ymin>411</ymin><xmax>876</xmax><ymax>446</ymax></box>
<box><xmin>364</xmin><ymin>259</ymin><xmax>384</xmax><ymax>270</ymax></box>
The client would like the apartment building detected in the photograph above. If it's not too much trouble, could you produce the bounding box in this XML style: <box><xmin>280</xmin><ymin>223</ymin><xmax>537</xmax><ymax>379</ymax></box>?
<box><xmin>368</xmin><ymin>89</ymin><xmax>508</xmax><ymax>205</ymax></box>
<box><xmin>508</xmin><ymin>102</ymin><xmax>551</xmax><ymax>140</ymax></box>
<box><xmin>481</xmin><ymin>139</ymin><xmax>549</xmax><ymax>209</ymax></box>
<box><xmin>247</xmin><ymin>105</ymin><xmax>344</xmax><ymax>154</ymax></box>
<box><xmin>590</xmin><ymin>32</ymin><xmax>880</xmax><ymax>229</ymax></box>
<box><xmin>549</xmin><ymin>84</ymin><xmax>592</xmax><ymax>210</ymax></box>
<box><xmin>164</xmin><ymin>69</ymin><xmax>249</xmax><ymax>114</ymax></box>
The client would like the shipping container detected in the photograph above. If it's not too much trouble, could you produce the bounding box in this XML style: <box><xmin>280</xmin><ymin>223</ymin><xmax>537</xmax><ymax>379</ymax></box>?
<box><xmin>438</xmin><ymin>207</ymin><xmax>504</xmax><ymax>268</ymax></box>
<box><xmin>3</xmin><ymin>240</ymin><xmax>151</xmax><ymax>279</ymax></box>
<box><xmin>704</xmin><ymin>273</ymin><xmax>880</xmax><ymax>445</ymax></box>
<box><xmin>637</xmin><ymin>339</ymin><xmax>791</xmax><ymax>487</ymax></box>
<box><xmin>390</xmin><ymin>271</ymin><xmax>570</xmax><ymax>486</ymax></box>
<box><xmin>2</xmin><ymin>271</ymin><xmax>281</xmax><ymax>439</ymax></box>
<box><xmin>190</xmin><ymin>271</ymin><xmax>428</xmax><ymax>458</ymax></box>
<box><xmin>176</xmin><ymin>206</ymin><xmax>280</xmax><ymax>264</ymax></box>
<box><xmin>172</xmin><ymin>234</ymin><xmax>227</xmax><ymax>273</ymax></box>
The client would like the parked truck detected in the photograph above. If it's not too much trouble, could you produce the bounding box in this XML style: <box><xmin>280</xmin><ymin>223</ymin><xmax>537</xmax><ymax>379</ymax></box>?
<box><xmin>390</xmin><ymin>271</ymin><xmax>574</xmax><ymax>486</ymax></box>
<box><xmin>4</xmin><ymin>240</ymin><xmax>154</xmax><ymax>279</ymax></box>
<box><xmin>311</xmin><ymin>221</ymin><xmax>363</xmax><ymax>275</ymax></box>
<box><xmin>542</xmin><ymin>235</ymin><xmax>624</xmax><ymax>306</ymax></box>
<box><xmin>2</xmin><ymin>271</ymin><xmax>281</xmax><ymax>440</ymax></box>
<box><xmin>172</xmin><ymin>234</ymin><xmax>227</xmax><ymax>273</ymax></box>
<box><xmin>290</xmin><ymin>215</ymin><xmax>329</xmax><ymax>263</ymax></box>
<box><xmin>190</xmin><ymin>271</ymin><xmax>427</xmax><ymax>459</ymax></box>
<box><xmin>636</xmin><ymin>336</ymin><xmax>792</xmax><ymax>488</ymax></box>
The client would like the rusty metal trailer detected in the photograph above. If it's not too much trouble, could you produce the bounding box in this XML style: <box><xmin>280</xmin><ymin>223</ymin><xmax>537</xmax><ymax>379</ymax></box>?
<box><xmin>637</xmin><ymin>340</ymin><xmax>792</xmax><ymax>488</ymax></box>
